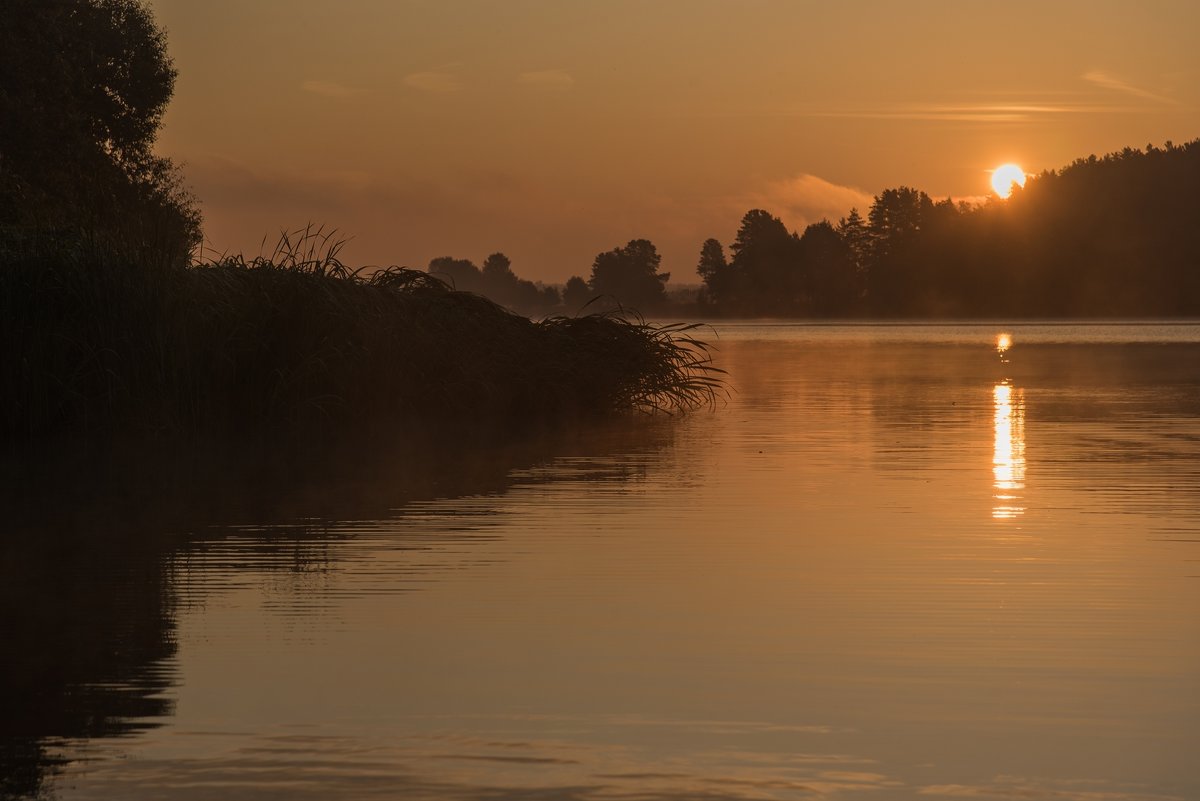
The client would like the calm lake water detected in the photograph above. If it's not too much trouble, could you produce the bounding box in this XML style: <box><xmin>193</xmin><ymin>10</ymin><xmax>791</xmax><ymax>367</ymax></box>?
<box><xmin>4</xmin><ymin>323</ymin><xmax>1199</xmax><ymax>800</ymax></box>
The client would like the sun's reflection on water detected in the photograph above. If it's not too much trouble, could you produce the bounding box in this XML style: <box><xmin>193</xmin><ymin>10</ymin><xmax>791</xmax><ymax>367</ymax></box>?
<box><xmin>992</xmin><ymin>381</ymin><xmax>1026</xmax><ymax>519</ymax></box>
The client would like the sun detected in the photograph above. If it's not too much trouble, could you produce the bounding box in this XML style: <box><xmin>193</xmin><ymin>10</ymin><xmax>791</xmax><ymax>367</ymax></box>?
<box><xmin>991</xmin><ymin>163</ymin><xmax>1026</xmax><ymax>199</ymax></box>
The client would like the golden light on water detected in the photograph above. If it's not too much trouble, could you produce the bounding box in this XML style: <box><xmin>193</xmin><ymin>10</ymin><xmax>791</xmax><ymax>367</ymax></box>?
<box><xmin>996</xmin><ymin>332</ymin><xmax>1013</xmax><ymax>365</ymax></box>
<box><xmin>991</xmin><ymin>163</ymin><xmax>1027</xmax><ymax>198</ymax></box>
<box><xmin>992</xmin><ymin>381</ymin><xmax>1026</xmax><ymax>520</ymax></box>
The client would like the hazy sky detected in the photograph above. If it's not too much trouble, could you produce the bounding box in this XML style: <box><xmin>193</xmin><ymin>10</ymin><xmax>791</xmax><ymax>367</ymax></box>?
<box><xmin>149</xmin><ymin>0</ymin><xmax>1200</xmax><ymax>283</ymax></box>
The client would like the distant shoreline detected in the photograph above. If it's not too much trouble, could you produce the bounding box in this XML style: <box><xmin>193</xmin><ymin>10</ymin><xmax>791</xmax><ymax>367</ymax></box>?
<box><xmin>0</xmin><ymin>246</ymin><xmax>721</xmax><ymax>445</ymax></box>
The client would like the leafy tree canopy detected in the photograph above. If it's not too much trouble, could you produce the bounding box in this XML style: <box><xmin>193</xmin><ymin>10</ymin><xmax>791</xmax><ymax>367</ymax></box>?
<box><xmin>428</xmin><ymin>256</ymin><xmax>483</xmax><ymax>292</ymax></box>
<box><xmin>0</xmin><ymin>0</ymin><xmax>199</xmax><ymax>260</ymax></box>
<box><xmin>481</xmin><ymin>252</ymin><xmax>513</xmax><ymax>280</ymax></box>
<box><xmin>730</xmin><ymin>209</ymin><xmax>793</xmax><ymax>267</ymax></box>
<box><xmin>588</xmin><ymin>239</ymin><xmax>670</xmax><ymax>311</ymax></box>
<box><xmin>562</xmin><ymin>275</ymin><xmax>592</xmax><ymax>311</ymax></box>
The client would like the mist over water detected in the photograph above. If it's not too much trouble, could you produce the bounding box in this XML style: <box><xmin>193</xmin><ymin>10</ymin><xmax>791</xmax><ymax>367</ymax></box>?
<box><xmin>5</xmin><ymin>323</ymin><xmax>1199</xmax><ymax>801</ymax></box>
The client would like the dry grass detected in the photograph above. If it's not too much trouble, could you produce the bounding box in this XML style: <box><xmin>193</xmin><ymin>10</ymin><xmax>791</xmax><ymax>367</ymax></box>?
<box><xmin>1</xmin><ymin>227</ymin><xmax>723</xmax><ymax>441</ymax></box>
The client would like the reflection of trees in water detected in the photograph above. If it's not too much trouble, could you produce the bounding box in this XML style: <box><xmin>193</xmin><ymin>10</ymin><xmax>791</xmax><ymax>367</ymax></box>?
<box><xmin>725</xmin><ymin>339</ymin><xmax>1200</xmax><ymax>481</ymax></box>
<box><xmin>864</xmin><ymin>345</ymin><xmax>1005</xmax><ymax>471</ymax></box>
<box><xmin>858</xmin><ymin>343</ymin><xmax>1200</xmax><ymax>497</ymax></box>
<box><xmin>722</xmin><ymin>339</ymin><xmax>1003</xmax><ymax>445</ymax></box>
<box><xmin>0</xmin><ymin>419</ymin><xmax>676</xmax><ymax>799</ymax></box>
<box><xmin>1001</xmin><ymin>344</ymin><xmax>1200</xmax><ymax>422</ymax></box>
<box><xmin>0</xmin><ymin>524</ymin><xmax>176</xmax><ymax>800</ymax></box>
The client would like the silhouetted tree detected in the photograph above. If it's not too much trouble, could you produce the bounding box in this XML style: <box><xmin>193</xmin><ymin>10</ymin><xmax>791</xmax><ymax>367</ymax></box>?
<box><xmin>588</xmin><ymin>239</ymin><xmax>670</xmax><ymax>310</ymax></box>
<box><xmin>799</xmin><ymin>221</ymin><xmax>859</xmax><ymax>316</ymax></box>
<box><xmin>904</xmin><ymin>196</ymin><xmax>970</xmax><ymax>315</ymax></box>
<box><xmin>729</xmin><ymin>209</ymin><xmax>803</xmax><ymax>314</ymax></box>
<box><xmin>479</xmin><ymin>251</ymin><xmax>522</xmax><ymax>307</ymax></box>
<box><xmin>481</xmin><ymin>252</ymin><xmax>513</xmax><ymax>281</ymax></box>
<box><xmin>696</xmin><ymin>238</ymin><xmax>730</xmax><ymax>307</ymax></box>
<box><xmin>535</xmin><ymin>282</ymin><xmax>561</xmax><ymax>311</ymax></box>
<box><xmin>428</xmin><ymin>256</ymin><xmax>483</xmax><ymax>292</ymax></box>
<box><xmin>866</xmin><ymin>186</ymin><xmax>933</xmax><ymax>314</ymax></box>
<box><xmin>562</xmin><ymin>275</ymin><xmax>592</xmax><ymax>311</ymax></box>
<box><xmin>867</xmin><ymin>187</ymin><xmax>928</xmax><ymax>257</ymax></box>
<box><xmin>836</xmin><ymin>208</ymin><xmax>871</xmax><ymax>273</ymax></box>
<box><xmin>0</xmin><ymin>0</ymin><xmax>200</xmax><ymax>261</ymax></box>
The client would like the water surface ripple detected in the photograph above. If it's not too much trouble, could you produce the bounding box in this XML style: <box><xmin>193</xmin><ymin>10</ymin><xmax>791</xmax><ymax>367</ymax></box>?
<box><xmin>5</xmin><ymin>323</ymin><xmax>1199</xmax><ymax>801</ymax></box>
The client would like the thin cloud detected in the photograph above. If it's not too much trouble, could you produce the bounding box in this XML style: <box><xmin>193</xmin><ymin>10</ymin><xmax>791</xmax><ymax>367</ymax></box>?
<box><xmin>517</xmin><ymin>69</ymin><xmax>575</xmax><ymax>88</ymax></box>
<box><xmin>954</xmin><ymin>194</ymin><xmax>991</xmax><ymax>209</ymax></box>
<box><xmin>806</xmin><ymin>101</ymin><xmax>1135</xmax><ymax>123</ymax></box>
<box><xmin>737</xmin><ymin>174</ymin><xmax>874</xmax><ymax>232</ymax></box>
<box><xmin>187</xmin><ymin>155</ymin><xmax>389</xmax><ymax>208</ymax></box>
<box><xmin>300</xmin><ymin>79</ymin><xmax>367</xmax><ymax>99</ymax></box>
<box><xmin>1082</xmin><ymin>70</ymin><xmax>1177</xmax><ymax>104</ymax></box>
<box><xmin>404</xmin><ymin>71</ymin><xmax>462</xmax><ymax>93</ymax></box>
<box><xmin>919</xmin><ymin>774</ymin><xmax>1186</xmax><ymax>801</ymax></box>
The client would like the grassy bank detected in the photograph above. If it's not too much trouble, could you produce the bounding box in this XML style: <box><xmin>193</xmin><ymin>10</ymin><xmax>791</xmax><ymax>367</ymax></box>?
<box><xmin>1</xmin><ymin>240</ymin><xmax>721</xmax><ymax>443</ymax></box>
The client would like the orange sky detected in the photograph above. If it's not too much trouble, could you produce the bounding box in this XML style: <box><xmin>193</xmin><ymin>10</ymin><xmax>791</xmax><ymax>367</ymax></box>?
<box><xmin>149</xmin><ymin>0</ymin><xmax>1200</xmax><ymax>283</ymax></box>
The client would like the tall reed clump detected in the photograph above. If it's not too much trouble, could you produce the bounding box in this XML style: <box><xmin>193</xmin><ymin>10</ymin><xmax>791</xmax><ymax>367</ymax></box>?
<box><xmin>1</xmin><ymin>228</ymin><xmax>723</xmax><ymax>442</ymax></box>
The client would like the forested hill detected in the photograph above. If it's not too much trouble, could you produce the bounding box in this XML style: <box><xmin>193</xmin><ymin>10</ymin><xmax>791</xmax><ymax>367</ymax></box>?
<box><xmin>990</xmin><ymin>141</ymin><xmax>1200</xmax><ymax>317</ymax></box>
<box><xmin>696</xmin><ymin>140</ymin><xmax>1200</xmax><ymax>318</ymax></box>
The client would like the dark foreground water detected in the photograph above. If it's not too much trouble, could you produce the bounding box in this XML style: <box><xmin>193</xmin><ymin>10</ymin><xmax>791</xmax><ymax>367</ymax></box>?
<box><xmin>3</xmin><ymin>323</ymin><xmax>1199</xmax><ymax>800</ymax></box>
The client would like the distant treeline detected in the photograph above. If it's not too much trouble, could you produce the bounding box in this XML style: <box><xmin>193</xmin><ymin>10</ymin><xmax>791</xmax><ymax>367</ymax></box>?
<box><xmin>426</xmin><ymin>240</ymin><xmax>673</xmax><ymax>317</ymax></box>
<box><xmin>427</xmin><ymin>253</ymin><xmax>564</xmax><ymax>316</ymax></box>
<box><xmin>444</xmin><ymin>140</ymin><xmax>1199</xmax><ymax>318</ymax></box>
<box><xmin>697</xmin><ymin>140</ymin><xmax>1200</xmax><ymax>318</ymax></box>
